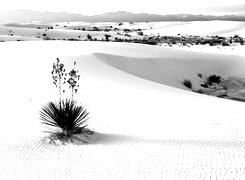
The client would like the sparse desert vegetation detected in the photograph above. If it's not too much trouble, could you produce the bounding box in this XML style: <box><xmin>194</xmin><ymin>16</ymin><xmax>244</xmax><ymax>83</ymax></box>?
<box><xmin>0</xmin><ymin>21</ymin><xmax>244</xmax><ymax>48</ymax></box>
<box><xmin>182</xmin><ymin>73</ymin><xmax>245</xmax><ymax>102</ymax></box>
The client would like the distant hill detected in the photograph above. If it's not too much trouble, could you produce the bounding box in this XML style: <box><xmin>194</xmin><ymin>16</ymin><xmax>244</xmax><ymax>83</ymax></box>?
<box><xmin>0</xmin><ymin>10</ymin><xmax>245</xmax><ymax>22</ymax></box>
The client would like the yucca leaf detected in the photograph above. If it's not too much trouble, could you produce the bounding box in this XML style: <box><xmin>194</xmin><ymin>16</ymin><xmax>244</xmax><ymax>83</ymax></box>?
<box><xmin>40</xmin><ymin>98</ymin><xmax>93</xmax><ymax>143</ymax></box>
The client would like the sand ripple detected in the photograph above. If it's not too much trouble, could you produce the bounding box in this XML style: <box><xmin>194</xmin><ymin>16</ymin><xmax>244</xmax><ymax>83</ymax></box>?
<box><xmin>1</xmin><ymin>136</ymin><xmax>245</xmax><ymax>179</ymax></box>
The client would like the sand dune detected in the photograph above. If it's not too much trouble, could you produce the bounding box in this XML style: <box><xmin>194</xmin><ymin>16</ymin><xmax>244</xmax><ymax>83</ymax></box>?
<box><xmin>94</xmin><ymin>51</ymin><xmax>245</xmax><ymax>89</ymax></box>
<box><xmin>0</xmin><ymin>24</ymin><xmax>119</xmax><ymax>41</ymax></box>
<box><xmin>143</xmin><ymin>21</ymin><xmax>245</xmax><ymax>37</ymax></box>
<box><xmin>0</xmin><ymin>41</ymin><xmax>245</xmax><ymax>179</ymax></box>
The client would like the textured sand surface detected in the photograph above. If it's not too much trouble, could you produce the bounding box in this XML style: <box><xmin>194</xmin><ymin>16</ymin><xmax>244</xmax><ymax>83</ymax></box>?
<box><xmin>0</xmin><ymin>41</ymin><xmax>245</xmax><ymax>179</ymax></box>
<box><xmin>1</xmin><ymin>137</ymin><xmax>245</xmax><ymax>179</ymax></box>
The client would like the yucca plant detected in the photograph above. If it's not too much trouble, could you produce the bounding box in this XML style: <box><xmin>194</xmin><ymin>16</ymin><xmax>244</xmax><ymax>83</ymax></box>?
<box><xmin>40</xmin><ymin>98</ymin><xmax>94</xmax><ymax>144</ymax></box>
<box><xmin>41</xmin><ymin>58</ymin><xmax>93</xmax><ymax>144</ymax></box>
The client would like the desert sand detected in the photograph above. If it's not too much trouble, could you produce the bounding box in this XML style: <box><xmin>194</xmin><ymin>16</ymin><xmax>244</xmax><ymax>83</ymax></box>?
<box><xmin>143</xmin><ymin>21</ymin><xmax>245</xmax><ymax>37</ymax></box>
<box><xmin>1</xmin><ymin>21</ymin><xmax>245</xmax><ymax>42</ymax></box>
<box><xmin>0</xmin><ymin>40</ymin><xmax>245</xmax><ymax>179</ymax></box>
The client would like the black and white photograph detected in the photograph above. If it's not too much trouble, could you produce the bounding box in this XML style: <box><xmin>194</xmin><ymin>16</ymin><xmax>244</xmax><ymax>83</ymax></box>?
<box><xmin>0</xmin><ymin>0</ymin><xmax>245</xmax><ymax>179</ymax></box>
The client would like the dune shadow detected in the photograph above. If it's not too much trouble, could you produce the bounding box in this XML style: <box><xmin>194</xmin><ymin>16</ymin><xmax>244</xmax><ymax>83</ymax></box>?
<box><xmin>89</xmin><ymin>135</ymin><xmax>245</xmax><ymax>149</ymax></box>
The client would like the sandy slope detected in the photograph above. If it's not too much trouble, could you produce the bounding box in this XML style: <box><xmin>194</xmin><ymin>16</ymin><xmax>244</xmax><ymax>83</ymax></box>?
<box><xmin>143</xmin><ymin>21</ymin><xmax>245</xmax><ymax>37</ymax></box>
<box><xmin>0</xmin><ymin>25</ymin><xmax>119</xmax><ymax>41</ymax></box>
<box><xmin>0</xmin><ymin>41</ymin><xmax>245</xmax><ymax>179</ymax></box>
<box><xmin>94</xmin><ymin>51</ymin><xmax>245</xmax><ymax>89</ymax></box>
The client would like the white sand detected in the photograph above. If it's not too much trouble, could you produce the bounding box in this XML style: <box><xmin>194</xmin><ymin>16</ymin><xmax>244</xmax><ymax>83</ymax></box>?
<box><xmin>0</xmin><ymin>41</ymin><xmax>245</xmax><ymax>179</ymax></box>
<box><xmin>0</xmin><ymin>24</ymin><xmax>118</xmax><ymax>41</ymax></box>
<box><xmin>143</xmin><ymin>21</ymin><xmax>245</xmax><ymax>37</ymax></box>
<box><xmin>2</xmin><ymin>20</ymin><xmax>245</xmax><ymax>43</ymax></box>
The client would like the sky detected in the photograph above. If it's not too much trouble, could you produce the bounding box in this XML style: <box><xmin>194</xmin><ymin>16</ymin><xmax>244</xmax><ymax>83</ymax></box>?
<box><xmin>0</xmin><ymin>0</ymin><xmax>244</xmax><ymax>15</ymax></box>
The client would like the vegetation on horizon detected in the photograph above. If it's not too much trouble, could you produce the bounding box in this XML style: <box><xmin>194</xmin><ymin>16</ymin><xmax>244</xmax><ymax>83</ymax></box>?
<box><xmin>2</xmin><ymin>22</ymin><xmax>244</xmax><ymax>48</ymax></box>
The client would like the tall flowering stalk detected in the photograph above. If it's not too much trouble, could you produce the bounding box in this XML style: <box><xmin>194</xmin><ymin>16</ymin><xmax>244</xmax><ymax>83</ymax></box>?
<box><xmin>51</xmin><ymin>58</ymin><xmax>67</xmax><ymax>101</ymax></box>
<box><xmin>67</xmin><ymin>61</ymin><xmax>80</xmax><ymax>100</ymax></box>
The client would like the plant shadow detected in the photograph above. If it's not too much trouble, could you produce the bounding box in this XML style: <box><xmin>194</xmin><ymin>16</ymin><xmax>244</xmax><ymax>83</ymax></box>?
<box><xmin>73</xmin><ymin>132</ymin><xmax>143</xmax><ymax>145</ymax></box>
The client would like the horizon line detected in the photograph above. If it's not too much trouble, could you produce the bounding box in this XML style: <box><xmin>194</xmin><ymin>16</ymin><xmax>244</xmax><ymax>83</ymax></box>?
<box><xmin>1</xmin><ymin>10</ymin><xmax>244</xmax><ymax>17</ymax></box>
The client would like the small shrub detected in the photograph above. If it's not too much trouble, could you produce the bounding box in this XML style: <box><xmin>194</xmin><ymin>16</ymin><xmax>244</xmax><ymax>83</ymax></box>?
<box><xmin>200</xmin><ymin>83</ymin><xmax>208</xmax><ymax>88</ymax></box>
<box><xmin>67</xmin><ymin>38</ymin><xmax>80</xmax><ymax>41</ymax></box>
<box><xmin>137</xmin><ymin>31</ymin><xmax>144</xmax><ymax>36</ymax></box>
<box><xmin>240</xmin><ymin>39</ymin><xmax>244</xmax><ymax>45</ymax></box>
<box><xmin>143</xmin><ymin>40</ymin><xmax>158</xmax><ymax>45</ymax></box>
<box><xmin>205</xmin><ymin>74</ymin><xmax>222</xmax><ymax>85</ymax></box>
<box><xmin>197</xmin><ymin>73</ymin><xmax>203</xmax><ymax>78</ymax></box>
<box><xmin>124</xmin><ymin>33</ymin><xmax>131</xmax><ymax>37</ymax></box>
<box><xmin>182</xmin><ymin>79</ymin><xmax>192</xmax><ymax>89</ymax></box>
<box><xmin>87</xmin><ymin>34</ymin><xmax>92</xmax><ymax>40</ymax></box>
<box><xmin>104</xmin><ymin>34</ymin><xmax>111</xmax><ymax>41</ymax></box>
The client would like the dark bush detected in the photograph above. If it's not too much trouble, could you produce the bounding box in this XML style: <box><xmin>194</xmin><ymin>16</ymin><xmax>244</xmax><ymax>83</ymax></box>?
<box><xmin>105</xmin><ymin>34</ymin><xmax>111</xmax><ymax>41</ymax></box>
<box><xmin>197</xmin><ymin>73</ymin><xmax>203</xmax><ymax>78</ymax></box>
<box><xmin>137</xmin><ymin>31</ymin><xmax>144</xmax><ymax>36</ymax></box>
<box><xmin>87</xmin><ymin>34</ymin><xmax>92</xmax><ymax>40</ymax></box>
<box><xmin>205</xmin><ymin>74</ymin><xmax>222</xmax><ymax>85</ymax></box>
<box><xmin>40</xmin><ymin>99</ymin><xmax>93</xmax><ymax>144</ymax></box>
<box><xmin>182</xmin><ymin>79</ymin><xmax>192</xmax><ymax>89</ymax></box>
<box><xmin>142</xmin><ymin>40</ymin><xmax>158</xmax><ymax>45</ymax></box>
<box><xmin>200</xmin><ymin>83</ymin><xmax>208</xmax><ymax>88</ymax></box>
<box><xmin>68</xmin><ymin>38</ymin><xmax>79</xmax><ymax>41</ymax></box>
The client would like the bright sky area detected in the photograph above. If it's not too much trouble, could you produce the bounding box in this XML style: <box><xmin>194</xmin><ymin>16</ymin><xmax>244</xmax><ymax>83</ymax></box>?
<box><xmin>0</xmin><ymin>0</ymin><xmax>244</xmax><ymax>15</ymax></box>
